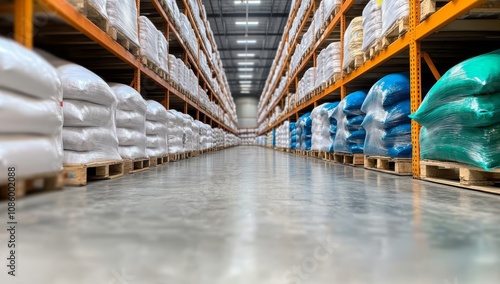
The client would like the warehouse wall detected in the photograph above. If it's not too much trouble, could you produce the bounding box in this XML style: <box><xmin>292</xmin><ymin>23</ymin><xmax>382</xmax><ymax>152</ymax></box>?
<box><xmin>236</xmin><ymin>97</ymin><xmax>258</xmax><ymax>128</ymax></box>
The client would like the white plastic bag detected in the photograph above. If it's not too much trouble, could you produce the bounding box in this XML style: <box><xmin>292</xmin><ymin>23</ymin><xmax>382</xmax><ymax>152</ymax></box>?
<box><xmin>140</xmin><ymin>16</ymin><xmax>160</xmax><ymax>66</ymax></box>
<box><xmin>63</xmin><ymin>99</ymin><xmax>113</xmax><ymax>127</ymax></box>
<box><xmin>63</xmin><ymin>127</ymin><xmax>118</xmax><ymax>152</ymax></box>
<box><xmin>0</xmin><ymin>88</ymin><xmax>62</xmax><ymax>136</ymax></box>
<box><xmin>107</xmin><ymin>0</ymin><xmax>139</xmax><ymax>45</ymax></box>
<box><xmin>0</xmin><ymin>135</ymin><xmax>62</xmax><ymax>183</ymax></box>
<box><xmin>0</xmin><ymin>37</ymin><xmax>62</xmax><ymax>101</ymax></box>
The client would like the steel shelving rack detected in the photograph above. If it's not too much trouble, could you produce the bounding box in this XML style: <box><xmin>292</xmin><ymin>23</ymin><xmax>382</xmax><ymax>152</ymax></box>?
<box><xmin>257</xmin><ymin>0</ymin><xmax>500</xmax><ymax>177</ymax></box>
<box><xmin>1</xmin><ymin>0</ymin><xmax>238</xmax><ymax>134</ymax></box>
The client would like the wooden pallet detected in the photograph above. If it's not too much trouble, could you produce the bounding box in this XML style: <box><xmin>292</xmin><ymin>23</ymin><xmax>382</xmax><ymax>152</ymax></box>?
<box><xmin>149</xmin><ymin>155</ymin><xmax>168</xmax><ymax>167</ymax></box>
<box><xmin>343</xmin><ymin>54</ymin><xmax>364</xmax><ymax>75</ymax></box>
<box><xmin>364</xmin><ymin>156</ymin><xmax>412</xmax><ymax>176</ymax></box>
<box><xmin>333</xmin><ymin>153</ymin><xmax>364</xmax><ymax>166</ymax></box>
<box><xmin>382</xmin><ymin>17</ymin><xmax>409</xmax><ymax>48</ymax></box>
<box><xmin>169</xmin><ymin>153</ymin><xmax>181</xmax><ymax>162</ymax></box>
<box><xmin>1</xmin><ymin>172</ymin><xmax>64</xmax><ymax>200</ymax></box>
<box><xmin>71</xmin><ymin>0</ymin><xmax>109</xmax><ymax>32</ymax></box>
<box><xmin>141</xmin><ymin>56</ymin><xmax>160</xmax><ymax>74</ymax></box>
<box><xmin>420</xmin><ymin>0</ymin><xmax>436</xmax><ymax>21</ymax></box>
<box><xmin>124</xmin><ymin>158</ymin><xmax>150</xmax><ymax>174</ymax></box>
<box><xmin>107</xmin><ymin>26</ymin><xmax>140</xmax><ymax>57</ymax></box>
<box><xmin>363</xmin><ymin>39</ymin><xmax>383</xmax><ymax>62</ymax></box>
<box><xmin>64</xmin><ymin>160</ymin><xmax>124</xmax><ymax>186</ymax></box>
<box><xmin>420</xmin><ymin>160</ymin><xmax>500</xmax><ymax>195</ymax></box>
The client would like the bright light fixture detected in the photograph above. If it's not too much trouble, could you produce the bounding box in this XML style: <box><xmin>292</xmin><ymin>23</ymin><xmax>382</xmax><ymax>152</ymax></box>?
<box><xmin>235</xmin><ymin>21</ymin><xmax>259</xmax><ymax>26</ymax></box>
<box><xmin>238</xmin><ymin>62</ymin><xmax>255</xmax><ymax>66</ymax></box>
<box><xmin>238</xmin><ymin>68</ymin><xmax>254</xmax><ymax>72</ymax></box>
<box><xmin>241</xmin><ymin>91</ymin><xmax>251</xmax><ymax>94</ymax></box>
<box><xmin>234</xmin><ymin>1</ymin><xmax>261</xmax><ymax>5</ymax></box>
<box><xmin>237</xmin><ymin>39</ymin><xmax>257</xmax><ymax>44</ymax></box>
<box><xmin>237</xmin><ymin>53</ymin><xmax>255</xmax><ymax>57</ymax></box>
<box><xmin>239</xmin><ymin>75</ymin><xmax>253</xmax><ymax>79</ymax></box>
<box><xmin>239</xmin><ymin>81</ymin><xmax>252</xmax><ymax>84</ymax></box>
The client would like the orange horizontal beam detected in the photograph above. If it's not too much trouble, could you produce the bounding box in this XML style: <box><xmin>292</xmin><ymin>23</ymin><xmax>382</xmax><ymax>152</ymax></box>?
<box><xmin>416</xmin><ymin>0</ymin><xmax>488</xmax><ymax>40</ymax></box>
<box><xmin>36</xmin><ymin>0</ymin><xmax>139</xmax><ymax>67</ymax></box>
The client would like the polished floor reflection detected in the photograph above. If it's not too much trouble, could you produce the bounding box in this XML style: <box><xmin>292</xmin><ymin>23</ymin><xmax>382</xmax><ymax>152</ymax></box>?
<box><xmin>1</xmin><ymin>146</ymin><xmax>500</xmax><ymax>284</ymax></box>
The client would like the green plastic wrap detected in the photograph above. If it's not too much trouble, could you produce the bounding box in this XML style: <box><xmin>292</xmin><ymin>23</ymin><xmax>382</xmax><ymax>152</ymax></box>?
<box><xmin>421</xmin><ymin>124</ymin><xmax>500</xmax><ymax>171</ymax></box>
<box><xmin>411</xmin><ymin>49</ymin><xmax>500</xmax><ymax>170</ymax></box>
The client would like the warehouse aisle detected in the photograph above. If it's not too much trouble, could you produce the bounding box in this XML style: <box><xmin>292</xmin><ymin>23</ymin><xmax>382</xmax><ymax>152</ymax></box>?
<box><xmin>1</xmin><ymin>146</ymin><xmax>500</xmax><ymax>284</ymax></box>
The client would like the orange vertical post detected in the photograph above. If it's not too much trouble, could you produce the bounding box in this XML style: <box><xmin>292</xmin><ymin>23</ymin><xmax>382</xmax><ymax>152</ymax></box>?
<box><xmin>340</xmin><ymin>3</ymin><xmax>347</xmax><ymax>100</ymax></box>
<box><xmin>410</xmin><ymin>0</ymin><xmax>422</xmax><ymax>178</ymax></box>
<box><xmin>14</xmin><ymin>0</ymin><xmax>33</xmax><ymax>48</ymax></box>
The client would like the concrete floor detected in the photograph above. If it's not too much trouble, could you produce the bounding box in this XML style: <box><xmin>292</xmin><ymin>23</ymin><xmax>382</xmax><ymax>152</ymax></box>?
<box><xmin>1</xmin><ymin>146</ymin><xmax>500</xmax><ymax>284</ymax></box>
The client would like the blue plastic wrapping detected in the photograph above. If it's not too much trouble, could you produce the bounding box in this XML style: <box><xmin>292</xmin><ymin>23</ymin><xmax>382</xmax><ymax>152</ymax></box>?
<box><xmin>343</xmin><ymin>90</ymin><xmax>367</xmax><ymax>116</ymax></box>
<box><xmin>361</xmin><ymin>73</ymin><xmax>412</xmax><ymax>158</ymax></box>
<box><xmin>332</xmin><ymin>92</ymin><xmax>367</xmax><ymax>154</ymax></box>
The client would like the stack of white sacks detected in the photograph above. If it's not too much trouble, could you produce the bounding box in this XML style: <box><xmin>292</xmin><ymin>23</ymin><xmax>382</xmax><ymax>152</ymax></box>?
<box><xmin>140</xmin><ymin>16</ymin><xmax>160</xmax><ymax>67</ymax></box>
<box><xmin>110</xmin><ymin>84</ymin><xmax>148</xmax><ymax>160</ymax></box>
<box><xmin>381</xmin><ymin>0</ymin><xmax>409</xmax><ymax>36</ymax></box>
<box><xmin>157</xmin><ymin>30</ymin><xmax>169</xmax><ymax>75</ymax></box>
<box><xmin>166</xmin><ymin>110</ymin><xmax>185</xmax><ymax>154</ymax></box>
<box><xmin>181</xmin><ymin>114</ymin><xmax>195</xmax><ymax>153</ymax></box>
<box><xmin>311</xmin><ymin>103</ymin><xmax>335</xmax><ymax>152</ymax></box>
<box><xmin>107</xmin><ymin>0</ymin><xmax>139</xmax><ymax>45</ymax></box>
<box><xmin>195</xmin><ymin>121</ymin><xmax>206</xmax><ymax>151</ymax></box>
<box><xmin>362</xmin><ymin>0</ymin><xmax>382</xmax><ymax>53</ymax></box>
<box><xmin>276</xmin><ymin>121</ymin><xmax>290</xmax><ymax>148</ymax></box>
<box><xmin>41</xmin><ymin>54</ymin><xmax>122</xmax><ymax>165</ymax></box>
<box><xmin>0</xmin><ymin>38</ymin><xmax>63</xmax><ymax>179</ymax></box>
<box><xmin>69</xmin><ymin>0</ymin><xmax>107</xmax><ymax>17</ymax></box>
<box><xmin>343</xmin><ymin>16</ymin><xmax>364</xmax><ymax>70</ymax></box>
<box><xmin>145</xmin><ymin>101</ymin><xmax>169</xmax><ymax>157</ymax></box>
<box><xmin>317</xmin><ymin>42</ymin><xmax>341</xmax><ymax>85</ymax></box>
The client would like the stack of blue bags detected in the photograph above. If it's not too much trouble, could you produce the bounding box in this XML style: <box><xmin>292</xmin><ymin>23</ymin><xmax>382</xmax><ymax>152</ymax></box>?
<box><xmin>361</xmin><ymin>73</ymin><xmax>412</xmax><ymax>158</ymax></box>
<box><xmin>325</xmin><ymin>102</ymin><xmax>340</xmax><ymax>153</ymax></box>
<box><xmin>332</xmin><ymin>91</ymin><xmax>367</xmax><ymax>154</ymax></box>
<box><xmin>289</xmin><ymin>122</ymin><xmax>297</xmax><ymax>149</ymax></box>
<box><xmin>297</xmin><ymin>113</ymin><xmax>312</xmax><ymax>150</ymax></box>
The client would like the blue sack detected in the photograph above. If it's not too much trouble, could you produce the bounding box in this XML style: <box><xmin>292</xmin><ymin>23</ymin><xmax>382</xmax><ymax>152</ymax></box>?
<box><xmin>343</xmin><ymin>91</ymin><xmax>367</xmax><ymax>116</ymax></box>
<box><xmin>384</xmin><ymin>99</ymin><xmax>411</xmax><ymax>128</ymax></box>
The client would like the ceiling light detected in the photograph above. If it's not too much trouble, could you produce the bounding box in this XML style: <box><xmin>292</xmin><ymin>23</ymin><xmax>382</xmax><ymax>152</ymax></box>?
<box><xmin>234</xmin><ymin>1</ymin><xmax>261</xmax><ymax>5</ymax></box>
<box><xmin>235</xmin><ymin>21</ymin><xmax>259</xmax><ymax>26</ymax></box>
<box><xmin>241</xmin><ymin>91</ymin><xmax>251</xmax><ymax>94</ymax></box>
<box><xmin>238</xmin><ymin>68</ymin><xmax>254</xmax><ymax>72</ymax></box>
<box><xmin>239</xmin><ymin>75</ymin><xmax>253</xmax><ymax>79</ymax></box>
<box><xmin>238</xmin><ymin>62</ymin><xmax>255</xmax><ymax>66</ymax></box>
<box><xmin>239</xmin><ymin>81</ymin><xmax>252</xmax><ymax>84</ymax></box>
<box><xmin>237</xmin><ymin>53</ymin><xmax>255</xmax><ymax>57</ymax></box>
<box><xmin>237</xmin><ymin>39</ymin><xmax>257</xmax><ymax>44</ymax></box>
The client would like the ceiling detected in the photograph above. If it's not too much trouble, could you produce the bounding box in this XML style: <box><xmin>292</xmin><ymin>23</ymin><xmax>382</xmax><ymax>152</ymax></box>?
<box><xmin>201</xmin><ymin>0</ymin><xmax>292</xmax><ymax>99</ymax></box>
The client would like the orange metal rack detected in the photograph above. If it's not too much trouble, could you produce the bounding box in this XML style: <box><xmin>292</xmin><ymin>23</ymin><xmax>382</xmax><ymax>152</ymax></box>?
<box><xmin>5</xmin><ymin>0</ymin><xmax>237</xmax><ymax>134</ymax></box>
<box><xmin>257</xmin><ymin>0</ymin><xmax>498</xmax><ymax>177</ymax></box>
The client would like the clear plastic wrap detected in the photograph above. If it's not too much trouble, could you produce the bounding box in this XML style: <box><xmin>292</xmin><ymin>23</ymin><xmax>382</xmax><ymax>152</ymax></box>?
<box><xmin>381</xmin><ymin>0</ymin><xmax>409</xmax><ymax>36</ymax></box>
<box><xmin>332</xmin><ymin>91</ymin><xmax>367</xmax><ymax>153</ymax></box>
<box><xmin>0</xmin><ymin>136</ymin><xmax>62</xmax><ymax>183</ymax></box>
<box><xmin>361</xmin><ymin>73</ymin><xmax>412</xmax><ymax>158</ymax></box>
<box><xmin>312</xmin><ymin>102</ymin><xmax>339</xmax><ymax>152</ymax></box>
<box><xmin>116</xmin><ymin>109</ymin><xmax>146</xmax><ymax>130</ymax></box>
<box><xmin>0</xmin><ymin>88</ymin><xmax>62</xmax><ymax>136</ymax></box>
<box><xmin>106</xmin><ymin>0</ymin><xmax>139</xmax><ymax>45</ymax></box>
<box><xmin>53</xmin><ymin>63</ymin><xmax>117</xmax><ymax>106</ymax></box>
<box><xmin>157</xmin><ymin>30</ymin><xmax>169</xmax><ymax>73</ymax></box>
<box><xmin>63</xmin><ymin>127</ymin><xmax>118</xmax><ymax>152</ymax></box>
<box><xmin>63</xmin><ymin>99</ymin><xmax>113</xmax><ymax>127</ymax></box>
<box><xmin>0</xmin><ymin>38</ymin><xmax>62</xmax><ymax>101</ymax></box>
<box><xmin>116</xmin><ymin>128</ymin><xmax>146</xmax><ymax>146</ymax></box>
<box><xmin>343</xmin><ymin>17</ymin><xmax>364</xmax><ymax>69</ymax></box>
<box><xmin>410</xmin><ymin>50</ymin><xmax>500</xmax><ymax>170</ymax></box>
<box><xmin>324</xmin><ymin>0</ymin><xmax>340</xmax><ymax>18</ymax></box>
<box><xmin>140</xmin><ymin>16</ymin><xmax>160</xmax><ymax>66</ymax></box>
<box><xmin>146</xmin><ymin>100</ymin><xmax>168</xmax><ymax>156</ymax></box>
<box><xmin>362</xmin><ymin>0</ymin><xmax>382</xmax><ymax>52</ymax></box>
<box><xmin>109</xmin><ymin>83</ymin><xmax>147</xmax><ymax>112</ymax></box>
<box><xmin>68</xmin><ymin>0</ymin><xmax>107</xmax><ymax>17</ymax></box>
<box><xmin>146</xmin><ymin>100</ymin><xmax>168</xmax><ymax>123</ymax></box>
